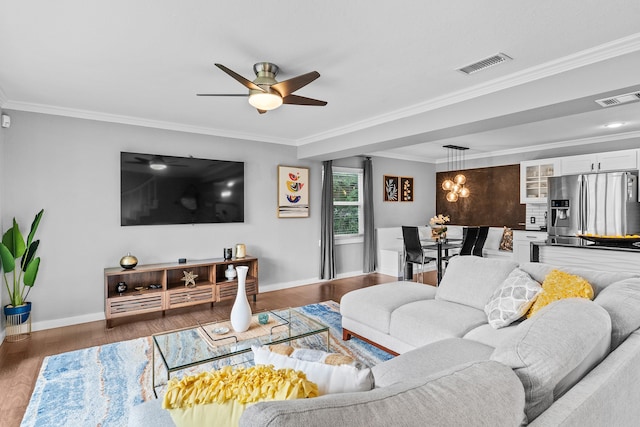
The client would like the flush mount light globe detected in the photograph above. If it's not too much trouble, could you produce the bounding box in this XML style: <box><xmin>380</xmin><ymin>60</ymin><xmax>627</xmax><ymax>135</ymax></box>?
<box><xmin>149</xmin><ymin>156</ymin><xmax>167</xmax><ymax>170</ymax></box>
<box><xmin>454</xmin><ymin>174</ymin><xmax>466</xmax><ymax>185</ymax></box>
<box><xmin>446</xmin><ymin>191</ymin><xmax>459</xmax><ymax>202</ymax></box>
<box><xmin>459</xmin><ymin>187</ymin><xmax>470</xmax><ymax>198</ymax></box>
<box><xmin>248</xmin><ymin>91</ymin><xmax>283</xmax><ymax>111</ymax></box>
<box><xmin>452</xmin><ymin>183</ymin><xmax>461</xmax><ymax>193</ymax></box>
<box><xmin>442</xmin><ymin>179</ymin><xmax>454</xmax><ymax>191</ymax></box>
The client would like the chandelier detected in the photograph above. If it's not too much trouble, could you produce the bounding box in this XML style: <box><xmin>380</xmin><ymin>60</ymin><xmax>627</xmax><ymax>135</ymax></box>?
<box><xmin>441</xmin><ymin>145</ymin><xmax>470</xmax><ymax>202</ymax></box>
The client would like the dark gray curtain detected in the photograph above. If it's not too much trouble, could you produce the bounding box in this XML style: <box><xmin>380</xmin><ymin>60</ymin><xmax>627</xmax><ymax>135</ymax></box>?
<box><xmin>363</xmin><ymin>157</ymin><xmax>376</xmax><ymax>273</ymax></box>
<box><xmin>320</xmin><ymin>160</ymin><xmax>336</xmax><ymax>279</ymax></box>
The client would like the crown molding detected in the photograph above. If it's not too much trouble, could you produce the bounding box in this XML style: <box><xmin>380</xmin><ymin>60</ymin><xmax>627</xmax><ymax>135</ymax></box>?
<box><xmin>434</xmin><ymin>130</ymin><xmax>640</xmax><ymax>164</ymax></box>
<box><xmin>2</xmin><ymin>100</ymin><xmax>297</xmax><ymax>146</ymax></box>
<box><xmin>299</xmin><ymin>32</ymin><xmax>640</xmax><ymax>146</ymax></box>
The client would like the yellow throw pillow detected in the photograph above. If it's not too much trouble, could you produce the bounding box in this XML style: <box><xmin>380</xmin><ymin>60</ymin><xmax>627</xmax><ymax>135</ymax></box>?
<box><xmin>527</xmin><ymin>269</ymin><xmax>594</xmax><ymax>318</ymax></box>
<box><xmin>163</xmin><ymin>365</ymin><xmax>318</xmax><ymax>427</ymax></box>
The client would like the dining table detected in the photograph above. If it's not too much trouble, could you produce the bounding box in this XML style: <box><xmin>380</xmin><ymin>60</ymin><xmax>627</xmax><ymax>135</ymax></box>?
<box><xmin>421</xmin><ymin>238</ymin><xmax>463</xmax><ymax>284</ymax></box>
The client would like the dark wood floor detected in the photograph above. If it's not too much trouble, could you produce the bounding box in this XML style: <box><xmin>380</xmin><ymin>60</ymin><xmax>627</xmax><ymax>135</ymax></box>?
<box><xmin>0</xmin><ymin>272</ymin><xmax>436</xmax><ymax>427</ymax></box>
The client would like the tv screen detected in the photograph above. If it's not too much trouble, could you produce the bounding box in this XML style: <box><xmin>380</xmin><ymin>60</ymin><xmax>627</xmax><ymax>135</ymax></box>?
<box><xmin>121</xmin><ymin>152</ymin><xmax>244</xmax><ymax>226</ymax></box>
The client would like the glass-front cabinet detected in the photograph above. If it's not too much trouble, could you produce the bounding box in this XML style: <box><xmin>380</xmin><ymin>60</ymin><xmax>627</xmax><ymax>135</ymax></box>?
<box><xmin>520</xmin><ymin>159</ymin><xmax>561</xmax><ymax>204</ymax></box>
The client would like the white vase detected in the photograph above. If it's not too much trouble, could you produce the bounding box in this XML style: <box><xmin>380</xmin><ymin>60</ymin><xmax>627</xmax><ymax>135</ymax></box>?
<box><xmin>230</xmin><ymin>266</ymin><xmax>251</xmax><ymax>332</ymax></box>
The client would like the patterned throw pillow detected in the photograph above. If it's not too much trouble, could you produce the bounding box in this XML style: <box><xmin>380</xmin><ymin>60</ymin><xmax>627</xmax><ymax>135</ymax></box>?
<box><xmin>485</xmin><ymin>268</ymin><xmax>542</xmax><ymax>329</ymax></box>
<box><xmin>499</xmin><ymin>226</ymin><xmax>513</xmax><ymax>251</ymax></box>
<box><xmin>526</xmin><ymin>269</ymin><xmax>594</xmax><ymax>318</ymax></box>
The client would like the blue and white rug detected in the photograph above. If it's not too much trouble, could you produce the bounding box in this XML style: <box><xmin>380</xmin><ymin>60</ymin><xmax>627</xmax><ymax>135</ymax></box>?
<box><xmin>21</xmin><ymin>301</ymin><xmax>392</xmax><ymax>427</ymax></box>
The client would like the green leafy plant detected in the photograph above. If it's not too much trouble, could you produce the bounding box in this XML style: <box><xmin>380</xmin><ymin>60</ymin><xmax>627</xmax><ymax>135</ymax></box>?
<box><xmin>0</xmin><ymin>209</ymin><xmax>44</xmax><ymax>307</ymax></box>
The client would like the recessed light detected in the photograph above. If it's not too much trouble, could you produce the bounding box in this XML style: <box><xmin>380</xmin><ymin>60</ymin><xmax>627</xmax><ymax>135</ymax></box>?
<box><xmin>604</xmin><ymin>122</ymin><xmax>625</xmax><ymax>129</ymax></box>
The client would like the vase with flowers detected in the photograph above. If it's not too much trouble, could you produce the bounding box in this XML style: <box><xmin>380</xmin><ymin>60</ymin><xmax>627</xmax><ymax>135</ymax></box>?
<box><xmin>429</xmin><ymin>214</ymin><xmax>450</xmax><ymax>241</ymax></box>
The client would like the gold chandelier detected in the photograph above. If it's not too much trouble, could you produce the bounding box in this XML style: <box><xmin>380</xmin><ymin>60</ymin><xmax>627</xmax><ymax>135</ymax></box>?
<box><xmin>441</xmin><ymin>145</ymin><xmax>470</xmax><ymax>202</ymax></box>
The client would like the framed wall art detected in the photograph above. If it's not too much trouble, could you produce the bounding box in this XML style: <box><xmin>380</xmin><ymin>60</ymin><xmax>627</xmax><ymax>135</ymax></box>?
<box><xmin>400</xmin><ymin>177</ymin><xmax>414</xmax><ymax>202</ymax></box>
<box><xmin>277</xmin><ymin>165</ymin><xmax>310</xmax><ymax>218</ymax></box>
<box><xmin>384</xmin><ymin>175</ymin><xmax>414</xmax><ymax>202</ymax></box>
<box><xmin>383</xmin><ymin>175</ymin><xmax>399</xmax><ymax>201</ymax></box>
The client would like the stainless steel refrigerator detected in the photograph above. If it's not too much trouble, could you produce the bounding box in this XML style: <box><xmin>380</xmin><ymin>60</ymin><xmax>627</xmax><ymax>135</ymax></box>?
<box><xmin>548</xmin><ymin>171</ymin><xmax>640</xmax><ymax>237</ymax></box>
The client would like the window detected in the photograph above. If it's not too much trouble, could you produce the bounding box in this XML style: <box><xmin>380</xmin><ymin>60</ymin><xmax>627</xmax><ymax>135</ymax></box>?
<box><xmin>332</xmin><ymin>167</ymin><xmax>364</xmax><ymax>240</ymax></box>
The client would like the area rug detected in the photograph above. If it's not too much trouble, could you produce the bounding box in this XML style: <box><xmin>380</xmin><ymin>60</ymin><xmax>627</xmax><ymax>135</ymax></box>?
<box><xmin>21</xmin><ymin>301</ymin><xmax>392</xmax><ymax>427</ymax></box>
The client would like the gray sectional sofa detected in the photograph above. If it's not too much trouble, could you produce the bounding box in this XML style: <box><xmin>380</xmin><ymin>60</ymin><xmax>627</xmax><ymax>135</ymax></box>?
<box><xmin>241</xmin><ymin>256</ymin><xmax>640</xmax><ymax>426</ymax></box>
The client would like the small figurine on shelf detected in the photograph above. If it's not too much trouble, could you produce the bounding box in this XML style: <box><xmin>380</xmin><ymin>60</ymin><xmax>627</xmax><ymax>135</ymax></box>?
<box><xmin>429</xmin><ymin>214</ymin><xmax>450</xmax><ymax>241</ymax></box>
<box><xmin>225</xmin><ymin>264</ymin><xmax>237</xmax><ymax>281</ymax></box>
<box><xmin>181</xmin><ymin>271</ymin><xmax>198</xmax><ymax>288</ymax></box>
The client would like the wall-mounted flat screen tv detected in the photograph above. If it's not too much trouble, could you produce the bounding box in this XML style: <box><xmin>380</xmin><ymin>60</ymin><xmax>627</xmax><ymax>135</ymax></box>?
<box><xmin>121</xmin><ymin>152</ymin><xmax>244</xmax><ymax>226</ymax></box>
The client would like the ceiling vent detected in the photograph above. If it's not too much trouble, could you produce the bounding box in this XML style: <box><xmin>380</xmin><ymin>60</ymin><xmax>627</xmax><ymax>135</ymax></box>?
<box><xmin>595</xmin><ymin>91</ymin><xmax>640</xmax><ymax>107</ymax></box>
<box><xmin>457</xmin><ymin>53</ymin><xmax>512</xmax><ymax>75</ymax></box>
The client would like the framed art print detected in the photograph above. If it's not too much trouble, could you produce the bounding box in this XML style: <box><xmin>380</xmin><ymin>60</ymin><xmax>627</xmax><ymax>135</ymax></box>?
<box><xmin>384</xmin><ymin>175</ymin><xmax>399</xmax><ymax>201</ymax></box>
<box><xmin>278</xmin><ymin>166</ymin><xmax>310</xmax><ymax>218</ymax></box>
<box><xmin>400</xmin><ymin>177</ymin><xmax>414</xmax><ymax>202</ymax></box>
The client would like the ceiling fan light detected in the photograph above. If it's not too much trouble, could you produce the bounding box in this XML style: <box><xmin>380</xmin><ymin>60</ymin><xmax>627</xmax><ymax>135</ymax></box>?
<box><xmin>248</xmin><ymin>92</ymin><xmax>283</xmax><ymax>111</ymax></box>
<box><xmin>149</xmin><ymin>156</ymin><xmax>167</xmax><ymax>170</ymax></box>
<box><xmin>454</xmin><ymin>174</ymin><xmax>466</xmax><ymax>185</ymax></box>
<box><xmin>446</xmin><ymin>191</ymin><xmax>459</xmax><ymax>202</ymax></box>
<box><xmin>442</xmin><ymin>179</ymin><xmax>454</xmax><ymax>191</ymax></box>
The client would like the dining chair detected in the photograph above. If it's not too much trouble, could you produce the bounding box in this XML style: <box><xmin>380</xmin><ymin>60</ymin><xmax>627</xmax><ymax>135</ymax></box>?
<box><xmin>472</xmin><ymin>226</ymin><xmax>490</xmax><ymax>257</ymax></box>
<box><xmin>442</xmin><ymin>226</ymin><xmax>479</xmax><ymax>268</ymax></box>
<box><xmin>401</xmin><ymin>226</ymin><xmax>436</xmax><ymax>283</ymax></box>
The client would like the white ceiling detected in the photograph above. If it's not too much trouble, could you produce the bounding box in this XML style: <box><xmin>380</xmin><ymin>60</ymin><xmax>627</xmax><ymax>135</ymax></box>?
<box><xmin>1</xmin><ymin>1</ymin><xmax>640</xmax><ymax>163</ymax></box>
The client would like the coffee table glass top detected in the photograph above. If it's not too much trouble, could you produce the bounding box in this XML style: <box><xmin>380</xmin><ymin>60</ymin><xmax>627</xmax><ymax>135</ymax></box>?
<box><xmin>152</xmin><ymin>308</ymin><xmax>329</xmax><ymax>373</ymax></box>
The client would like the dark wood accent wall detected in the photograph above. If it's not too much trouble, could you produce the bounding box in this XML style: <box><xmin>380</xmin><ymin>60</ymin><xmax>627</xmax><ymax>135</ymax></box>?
<box><xmin>436</xmin><ymin>164</ymin><xmax>525</xmax><ymax>229</ymax></box>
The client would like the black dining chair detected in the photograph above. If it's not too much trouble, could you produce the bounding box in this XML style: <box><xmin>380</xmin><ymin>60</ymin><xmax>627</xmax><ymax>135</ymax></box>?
<box><xmin>442</xmin><ymin>226</ymin><xmax>480</xmax><ymax>267</ymax></box>
<box><xmin>472</xmin><ymin>226</ymin><xmax>490</xmax><ymax>257</ymax></box>
<box><xmin>402</xmin><ymin>226</ymin><xmax>436</xmax><ymax>283</ymax></box>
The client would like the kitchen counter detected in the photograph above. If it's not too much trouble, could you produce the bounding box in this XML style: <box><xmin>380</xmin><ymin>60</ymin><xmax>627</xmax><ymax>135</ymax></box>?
<box><xmin>531</xmin><ymin>237</ymin><xmax>640</xmax><ymax>275</ymax></box>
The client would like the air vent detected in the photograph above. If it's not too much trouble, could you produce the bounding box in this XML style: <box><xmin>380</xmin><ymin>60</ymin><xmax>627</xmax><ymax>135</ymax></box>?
<box><xmin>595</xmin><ymin>91</ymin><xmax>640</xmax><ymax>107</ymax></box>
<box><xmin>457</xmin><ymin>53</ymin><xmax>512</xmax><ymax>75</ymax></box>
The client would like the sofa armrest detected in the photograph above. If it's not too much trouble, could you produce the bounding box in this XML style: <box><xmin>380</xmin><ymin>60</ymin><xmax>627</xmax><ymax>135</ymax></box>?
<box><xmin>239</xmin><ymin>360</ymin><xmax>525</xmax><ymax>427</ymax></box>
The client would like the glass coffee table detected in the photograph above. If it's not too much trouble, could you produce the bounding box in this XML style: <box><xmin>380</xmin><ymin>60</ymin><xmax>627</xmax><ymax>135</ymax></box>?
<box><xmin>151</xmin><ymin>308</ymin><xmax>330</xmax><ymax>396</ymax></box>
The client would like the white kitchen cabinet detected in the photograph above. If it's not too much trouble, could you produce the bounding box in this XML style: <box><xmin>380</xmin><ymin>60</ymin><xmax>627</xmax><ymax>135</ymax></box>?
<box><xmin>520</xmin><ymin>159</ymin><xmax>560</xmax><ymax>204</ymax></box>
<box><xmin>561</xmin><ymin>149</ymin><xmax>638</xmax><ymax>175</ymax></box>
<box><xmin>513</xmin><ymin>230</ymin><xmax>547</xmax><ymax>264</ymax></box>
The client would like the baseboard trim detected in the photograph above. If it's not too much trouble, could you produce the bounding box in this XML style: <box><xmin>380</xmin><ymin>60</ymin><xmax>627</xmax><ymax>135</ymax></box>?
<box><xmin>259</xmin><ymin>270</ymin><xmax>365</xmax><ymax>293</ymax></box>
<box><xmin>31</xmin><ymin>312</ymin><xmax>105</xmax><ymax>332</ymax></box>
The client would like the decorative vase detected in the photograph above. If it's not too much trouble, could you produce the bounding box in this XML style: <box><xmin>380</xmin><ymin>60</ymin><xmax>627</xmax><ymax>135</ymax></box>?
<box><xmin>230</xmin><ymin>266</ymin><xmax>251</xmax><ymax>332</ymax></box>
<box><xmin>235</xmin><ymin>243</ymin><xmax>246</xmax><ymax>258</ymax></box>
<box><xmin>225</xmin><ymin>264</ymin><xmax>237</xmax><ymax>281</ymax></box>
<box><xmin>120</xmin><ymin>252</ymin><xmax>138</xmax><ymax>269</ymax></box>
<box><xmin>4</xmin><ymin>302</ymin><xmax>32</xmax><ymax>324</ymax></box>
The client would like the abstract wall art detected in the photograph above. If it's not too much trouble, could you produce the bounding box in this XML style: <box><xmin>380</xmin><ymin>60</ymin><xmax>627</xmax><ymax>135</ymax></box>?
<box><xmin>278</xmin><ymin>165</ymin><xmax>310</xmax><ymax>218</ymax></box>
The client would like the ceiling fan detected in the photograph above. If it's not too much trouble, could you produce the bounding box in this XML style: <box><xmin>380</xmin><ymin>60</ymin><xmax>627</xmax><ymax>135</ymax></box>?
<box><xmin>197</xmin><ymin>62</ymin><xmax>327</xmax><ymax>114</ymax></box>
<box><xmin>126</xmin><ymin>155</ymin><xmax>186</xmax><ymax>170</ymax></box>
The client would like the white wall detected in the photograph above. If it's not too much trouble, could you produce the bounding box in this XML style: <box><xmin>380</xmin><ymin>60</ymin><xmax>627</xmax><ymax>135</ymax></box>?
<box><xmin>0</xmin><ymin>111</ymin><xmax>5</xmax><ymax>341</ymax></box>
<box><xmin>373</xmin><ymin>156</ymin><xmax>436</xmax><ymax>227</ymax></box>
<box><xmin>1</xmin><ymin>110</ymin><xmax>328</xmax><ymax>330</ymax></box>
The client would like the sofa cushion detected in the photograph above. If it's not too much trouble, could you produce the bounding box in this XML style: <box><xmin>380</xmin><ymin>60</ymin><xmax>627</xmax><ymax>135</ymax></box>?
<box><xmin>340</xmin><ymin>281</ymin><xmax>436</xmax><ymax>334</ymax></box>
<box><xmin>389</xmin><ymin>299</ymin><xmax>487</xmax><ymax>348</ymax></box>
<box><xmin>463</xmin><ymin>323</ymin><xmax>522</xmax><ymax>348</ymax></box>
<box><xmin>485</xmin><ymin>268</ymin><xmax>542</xmax><ymax>328</ymax></box>
<box><xmin>239</xmin><ymin>361</ymin><xmax>526</xmax><ymax>427</ymax></box>
<box><xmin>252</xmin><ymin>346</ymin><xmax>373</xmax><ymax>395</ymax></box>
<box><xmin>490</xmin><ymin>298</ymin><xmax>612</xmax><ymax>423</ymax></box>
<box><xmin>372</xmin><ymin>338</ymin><xmax>494</xmax><ymax>388</ymax></box>
<box><xmin>436</xmin><ymin>256</ymin><xmax>518</xmax><ymax>310</ymax></box>
<box><xmin>519</xmin><ymin>262</ymin><xmax>638</xmax><ymax>296</ymax></box>
<box><xmin>526</xmin><ymin>269</ymin><xmax>593</xmax><ymax>318</ymax></box>
<box><xmin>595</xmin><ymin>277</ymin><xmax>640</xmax><ymax>350</ymax></box>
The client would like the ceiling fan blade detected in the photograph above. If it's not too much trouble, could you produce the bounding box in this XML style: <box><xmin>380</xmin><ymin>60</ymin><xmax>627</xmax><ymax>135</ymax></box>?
<box><xmin>215</xmin><ymin>63</ymin><xmax>264</xmax><ymax>92</ymax></box>
<box><xmin>196</xmin><ymin>94</ymin><xmax>247</xmax><ymax>96</ymax></box>
<box><xmin>271</xmin><ymin>71</ymin><xmax>320</xmax><ymax>97</ymax></box>
<box><xmin>282</xmin><ymin>94</ymin><xmax>327</xmax><ymax>106</ymax></box>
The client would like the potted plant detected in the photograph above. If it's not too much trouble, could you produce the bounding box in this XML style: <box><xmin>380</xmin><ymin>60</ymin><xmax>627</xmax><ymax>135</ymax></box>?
<box><xmin>0</xmin><ymin>209</ymin><xmax>44</xmax><ymax>323</ymax></box>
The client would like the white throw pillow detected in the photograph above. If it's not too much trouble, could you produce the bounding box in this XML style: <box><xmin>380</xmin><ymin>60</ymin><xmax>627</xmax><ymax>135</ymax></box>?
<box><xmin>252</xmin><ymin>345</ymin><xmax>374</xmax><ymax>395</ymax></box>
<box><xmin>484</xmin><ymin>268</ymin><xmax>542</xmax><ymax>329</ymax></box>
